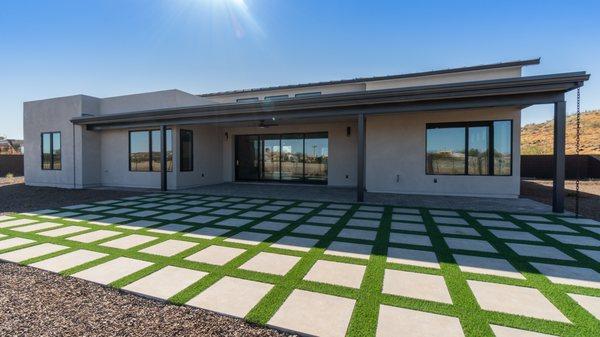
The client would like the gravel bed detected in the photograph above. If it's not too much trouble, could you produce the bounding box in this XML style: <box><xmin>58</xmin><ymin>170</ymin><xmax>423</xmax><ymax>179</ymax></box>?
<box><xmin>0</xmin><ymin>262</ymin><xmax>294</xmax><ymax>337</ymax></box>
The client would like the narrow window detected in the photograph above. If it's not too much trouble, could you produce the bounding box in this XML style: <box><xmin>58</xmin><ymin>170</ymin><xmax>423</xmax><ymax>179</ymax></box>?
<box><xmin>41</xmin><ymin>132</ymin><xmax>61</xmax><ymax>170</ymax></box>
<box><xmin>295</xmin><ymin>92</ymin><xmax>321</xmax><ymax>98</ymax></box>
<box><xmin>236</xmin><ymin>97</ymin><xmax>259</xmax><ymax>103</ymax></box>
<box><xmin>180</xmin><ymin>129</ymin><xmax>193</xmax><ymax>172</ymax></box>
<box><xmin>467</xmin><ymin>126</ymin><xmax>489</xmax><ymax>175</ymax></box>
<box><xmin>426</xmin><ymin>127</ymin><xmax>466</xmax><ymax>175</ymax></box>
<box><xmin>493</xmin><ymin>121</ymin><xmax>512</xmax><ymax>175</ymax></box>
<box><xmin>264</xmin><ymin>94</ymin><xmax>289</xmax><ymax>101</ymax></box>
<box><xmin>129</xmin><ymin>129</ymin><xmax>172</xmax><ymax>172</ymax></box>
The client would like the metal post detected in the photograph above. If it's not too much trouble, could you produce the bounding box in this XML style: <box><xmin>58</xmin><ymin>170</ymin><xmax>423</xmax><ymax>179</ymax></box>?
<box><xmin>552</xmin><ymin>100</ymin><xmax>566</xmax><ymax>213</ymax></box>
<box><xmin>160</xmin><ymin>125</ymin><xmax>167</xmax><ymax>192</ymax></box>
<box><xmin>357</xmin><ymin>113</ymin><xmax>366</xmax><ymax>202</ymax></box>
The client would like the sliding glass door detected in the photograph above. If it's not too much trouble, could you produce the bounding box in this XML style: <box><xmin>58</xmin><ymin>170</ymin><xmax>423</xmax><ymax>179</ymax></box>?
<box><xmin>235</xmin><ymin>132</ymin><xmax>328</xmax><ymax>184</ymax></box>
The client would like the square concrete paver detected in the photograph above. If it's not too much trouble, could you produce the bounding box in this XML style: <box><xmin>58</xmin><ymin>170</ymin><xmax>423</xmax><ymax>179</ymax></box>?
<box><xmin>187</xmin><ymin>277</ymin><xmax>273</xmax><ymax>318</ymax></box>
<box><xmin>328</xmin><ymin>203</ymin><xmax>352</xmax><ymax>210</ymax></box>
<box><xmin>512</xmin><ymin>215</ymin><xmax>551</xmax><ymax>222</ymax></box>
<box><xmin>490</xmin><ymin>325</ymin><xmax>557</xmax><ymax>337</ymax></box>
<box><xmin>548</xmin><ymin>234</ymin><xmax>600</xmax><ymax>247</ymax></box>
<box><xmin>240</xmin><ymin>252</ymin><xmax>301</xmax><ymax>275</ymax></box>
<box><xmin>433</xmin><ymin>217</ymin><xmax>468</xmax><ymax>225</ymax></box>
<box><xmin>444</xmin><ymin>237</ymin><xmax>497</xmax><ymax>253</ymax></box>
<box><xmin>68</xmin><ymin>214</ymin><xmax>105</xmax><ymax>222</ymax></box>
<box><xmin>0</xmin><ymin>237</ymin><xmax>35</xmax><ymax>251</ymax></box>
<box><xmin>257</xmin><ymin>205</ymin><xmax>283</xmax><ymax>212</ymax></box>
<box><xmin>467</xmin><ymin>280</ymin><xmax>569</xmax><ymax>322</ymax></box>
<box><xmin>490</xmin><ymin>229</ymin><xmax>542</xmax><ymax>242</ymax></box>
<box><xmin>29</xmin><ymin>250</ymin><xmax>107</xmax><ymax>273</ymax></box>
<box><xmin>37</xmin><ymin>225</ymin><xmax>89</xmax><ymax>237</ymax></box>
<box><xmin>273</xmin><ymin>213</ymin><xmax>303</xmax><ymax>221</ymax></box>
<box><xmin>353</xmin><ymin>211</ymin><xmax>382</xmax><ymax>219</ymax></box>
<box><xmin>392</xmin><ymin>214</ymin><xmax>422</xmax><ymax>222</ymax></box>
<box><xmin>391</xmin><ymin>222</ymin><xmax>427</xmax><ymax>233</ymax></box>
<box><xmin>383</xmin><ymin>269</ymin><xmax>452</xmax><ymax>304</ymax></box>
<box><xmin>185</xmin><ymin>215</ymin><xmax>219</xmax><ymax>224</ymax></box>
<box><xmin>210</xmin><ymin>209</ymin><xmax>239</xmax><ymax>216</ymax></box>
<box><xmin>468</xmin><ymin>212</ymin><xmax>503</xmax><ymax>219</ymax></box>
<box><xmin>12</xmin><ymin>222</ymin><xmax>63</xmax><ymax>233</ymax></box>
<box><xmin>105</xmin><ymin>208</ymin><xmax>135</xmax><ymax>215</ymax></box>
<box><xmin>154</xmin><ymin>213</ymin><xmax>188</xmax><ymax>221</ymax></box>
<box><xmin>185</xmin><ymin>245</ymin><xmax>245</xmax><ymax>265</ymax></box>
<box><xmin>252</xmin><ymin>221</ymin><xmax>289</xmax><ymax>232</ymax></box>
<box><xmin>148</xmin><ymin>223</ymin><xmax>193</xmax><ymax>234</ymax></box>
<box><xmin>271</xmin><ymin>236</ymin><xmax>318</xmax><ymax>252</ymax></box>
<box><xmin>268</xmin><ymin>289</ymin><xmax>355</xmax><ymax>337</ymax></box>
<box><xmin>453</xmin><ymin>254</ymin><xmax>524</xmax><ymax>279</ymax></box>
<box><xmin>68</xmin><ymin>230</ymin><xmax>122</xmax><ymax>243</ymax></box>
<box><xmin>307</xmin><ymin>216</ymin><xmax>339</xmax><ymax>225</ymax></box>
<box><xmin>559</xmin><ymin>217</ymin><xmax>600</xmax><ymax>226</ymax></box>
<box><xmin>0</xmin><ymin>243</ymin><xmax>68</xmax><ymax>263</ymax></box>
<box><xmin>184</xmin><ymin>227</ymin><xmax>230</xmax><ymax>240</ymax></box>
<box><xmin>326</xmin><ymin>241</ymin><xmax>372</xmax><ymax>259</ymax></box>
<box><xmin>216</xmin><ymin>218</ymin><xmax>253</xmax><ymax>228</ymax></box>
<box><xmin>101</xmin><ymin>234</ymin><xmax>158</xmax><ymax>249</ymax></box>
<box><xmin>506</xmin><ymin>243</ymin><xmax>574</xmax><ymax>261</ymax></box>
<box><xmin>319</xmin><ymin>209</ymin><xmax>347</xmax><ymax>217</ymax></box>
<box><xmin>578</xmin><ymin>249</ymin><xmax>600</xmax><ymax>263</ymax></box>
<box><xmin>438</xmin><ymin>225</ymin><xmax>480</xmax><ymax>237</ymax></box>
<box><xmin>123</xmin><ymin>266</ymin><xmax>207</xmax><ymax>300</ymax></box>
<box><xmin>386</xmin><ymin>247</ymin><xmax>440</xmax><ymax>269</ymax></box>
<box><xmin>304</xmin><ymin>260</ymin><xmax>366</xmax><ymax>289</ymax></box>
<box><xmin>118</xmin><ymin>220</ymin><xmax>161</xmax><ymax>230</ymax></box>
<box><xmin>478</xmin><ymin>219</ymin><xmax>520</xmax><ymax>229</ymax></box>
<box><xmin>72</xmin><ymin>257</ymin><xmax>153</xmax><ymax>285</ymax></box>
<box><xmin>0</xmin><ymin>218</ymin><xmax>38</xmax><ymax>228</ymax></box>
<box><xmin>389</xmin><ymin>233</ymin><xmax>432</xmax><ymax>247</ymax></box>
<box><xmin>377</xmin><ymin>305</ymin><xmax>464</xmax><ymax>337</ymax></box>
<box><xmin>526</xmin><ymin>223</ymin><xmax>576</xmax><ymax>233</ymax></box>
<box><xmin>129</xmin><ymin>210</ymin><xmax>161</xmax><ymax>218</ymax></box>
<box><xmin>529</xmin><ymin>263</ymin><xmax>600</xmax><ymax>289</ymax></box>
<box><xmin>224</xmin><ymin>231</ymin><xmax>271</xmax><ymax>246</ymax></box>
<box><xmin>292</xmin><ymin>224</ymin><xmax>330</xmax><ymax>236</ymax></box>
<box><xmin>338</xmin><ymin>228</ymin><xmax>377</xmax><ymax>241</ymax></box>
<box><xmin>298</xmin><ymin>202</ymin><xmax>322</xmax><ymax>208</ymax></box>
<box><xmin>347</xmin><ymin>218</ymin><xmax>380</xmax><ymax>229</ymax></box>
<box><xmin>89</xmin><ymin>217</ymin><xmax>128</xmax><ymax>226</ymax></box>
<box><xmin>182</xmin><ymin>206</ymin><xmax>211</xmax><ymax>213</ymax></box>
<box><xmin>568</xmin><ymin>293</ymin><xmax>600</xmax><ymax>320</ymax></box>
<box><xmin>139</xmin><ymin>240</ymin><xmax>197</xmax><ymax>257</ymax></box>
<box><xmin>393</xmin><ymin>207</ymin><xmax>421</xmax><ymax>214</ymax></box>
<box><xmin>0</xmin><ymin>215</ymin><xmax>14</xmax><ymax>222</ymax></box>
<box><xmin>430</xmin><ymin>210</ymin><xmax>460</xmax><ymax>216</ymax></box>
<box><xmin>240</xmin><ymin>211</ymin><xmax>270</xmax><ymax>219</ymax></box>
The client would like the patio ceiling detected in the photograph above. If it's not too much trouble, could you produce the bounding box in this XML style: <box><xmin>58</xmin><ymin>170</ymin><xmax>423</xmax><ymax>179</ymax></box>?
<box><xmin>71</xmin><ymin>71</ymin><xmax>589</xmax><ymax>130</ymax></box>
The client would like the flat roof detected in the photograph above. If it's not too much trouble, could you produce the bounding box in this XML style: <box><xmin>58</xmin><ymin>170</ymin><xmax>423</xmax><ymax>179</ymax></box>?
<box><xmin>199</xmin><ymin>58</ymin><xmax>541</xmax><ymax>97</ymax></box>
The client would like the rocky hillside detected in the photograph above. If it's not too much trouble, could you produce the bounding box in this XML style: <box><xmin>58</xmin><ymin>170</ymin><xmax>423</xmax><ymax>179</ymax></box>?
<box><xmin>521</xmin><ymin>110</ymin><xmax>600</xmax><ymax>155</ymax></box>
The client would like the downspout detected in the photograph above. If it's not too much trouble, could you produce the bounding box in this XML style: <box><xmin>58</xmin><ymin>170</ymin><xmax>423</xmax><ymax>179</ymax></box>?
<box><xmin>73</xmin><ymin>124</ymin><xmax>76</xmax><ymax>188</ymax></box>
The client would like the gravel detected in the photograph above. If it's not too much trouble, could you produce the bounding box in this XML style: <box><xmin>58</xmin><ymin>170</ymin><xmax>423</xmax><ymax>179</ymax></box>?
<box><xmin>521</xmin><ymin>179</ymin><xmax>600</xmax><ymax>220</ymax></box>
<box><xmin>0</xmin><ymin>262</ymin><xmax>293</xmax><ymax>337</ymax></box>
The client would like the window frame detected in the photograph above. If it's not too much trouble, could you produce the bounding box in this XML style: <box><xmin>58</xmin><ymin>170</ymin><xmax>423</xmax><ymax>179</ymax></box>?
<box><xmin>40</xmin><ymin>131</ymin><xmax>61</xmax><ymax>170</ymax></box>
<box><xmin>295</xmin><ymin>92</ymin><xmax>322</xmax><ymax>98</ymax></box>
<box><xmin>236</xmin><ymin>97</ymin><xmax>259</xmax><ymax>103</ymax></box>
<box><xmin>264</xmin><ymin>94</ymin><xmax>289</xmax><ymax>101</ymax></box>
<box><xmin>179</xmin><ymin>129</ymin><xmax>194</xmax><ymax>172</ymax></box>
<box><xmin>128</xmin><ymin>129</ymin><xmax>173</xmax><ymax>172</ymax></box>
<box><xmin>425</xmin><ymin>120</ymin><xmax>513</xmax><ymax>176</ymax></box>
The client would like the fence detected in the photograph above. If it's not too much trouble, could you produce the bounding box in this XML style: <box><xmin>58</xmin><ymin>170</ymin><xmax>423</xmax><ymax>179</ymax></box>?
<box><xmin>521</xmin><ymin>155</ymin><xmax>600</xmax><ymax>179</ymax></box>
<box><xmin>0</xmin><ymin>154</ymin><xmax>24</xmax><ymax>177</ymax></box>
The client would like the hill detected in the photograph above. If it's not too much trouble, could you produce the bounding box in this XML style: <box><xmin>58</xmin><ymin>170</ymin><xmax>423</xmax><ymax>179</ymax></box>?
<box><xmin>521</xmin><ymin>110</ymin><xmax>600</xmax><ymax>155</ymax></box>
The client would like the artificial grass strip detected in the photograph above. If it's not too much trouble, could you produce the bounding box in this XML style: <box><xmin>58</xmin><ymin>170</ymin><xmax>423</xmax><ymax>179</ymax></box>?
<box><xmin>0</xmin><ymin>193</ymin><xmax>599</xmax><ymax>337</ymax></box>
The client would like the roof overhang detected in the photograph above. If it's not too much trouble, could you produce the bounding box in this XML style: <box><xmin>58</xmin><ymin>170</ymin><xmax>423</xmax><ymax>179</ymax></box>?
<box><xmin>72</xmin><ymin>71</ymin><xmax>589</xmax><ymax>130</ymax></box>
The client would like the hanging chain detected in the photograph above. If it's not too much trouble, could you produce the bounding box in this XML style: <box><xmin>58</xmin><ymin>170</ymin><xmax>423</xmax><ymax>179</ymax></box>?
<box><xmin>575</xmin><ymin>88</ymin><xmax>581</xmax><ymax>218</ymax></box>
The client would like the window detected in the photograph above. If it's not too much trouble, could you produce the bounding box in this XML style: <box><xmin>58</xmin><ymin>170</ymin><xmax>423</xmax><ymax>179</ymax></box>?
<box><xmin>295</xmin><ymin>92</ymin><xmax>321</xmax><ymax>98</ymax></box>
<box><xmin>180</xmin><ymin>129</ymin><xmax>193</xmax><ymax>172</ymax></box>
<box><xmin>129</xmin><ymin>129</ymin><xmax>172</xmax><ymax>172</ymax></box>
<box><xmin>41</xmin><ymin>132</ymin><xmax>61</xmax><ymax>170</ymax></box>
<box><xmin>236</xmin><ymin>97</ymin><xmax>259</xmax><ymax>103</ymax></box>
<box><xmin>264</xmin><ymin>94</ymin><xmax>289</xmax><ymax>101</ymax></box>
<box><xmin>426</xmin><ymin>120</ymin><xmax>512</xmax><ymax>176</ymax></box>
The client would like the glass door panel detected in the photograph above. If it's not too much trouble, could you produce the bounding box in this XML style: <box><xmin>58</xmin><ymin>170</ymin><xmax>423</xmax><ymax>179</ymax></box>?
<box><xmin>304</xmin><ymin>133</ymin><xmax>328</xmax><ymax>182</ymax></box>
<box><xmin>235</xmin><ymin>135</ymin><xmax>260</xmax><ymax>180</ymax></box>
<box><xmin>281</xmin><ymin>134</ymin><xmax>304</xmax><ymax>181</ymax></box>
<box><xmin>261</xmin><ymin>136</ymin><xmax>281</xmax><ymax>181</ymax></box>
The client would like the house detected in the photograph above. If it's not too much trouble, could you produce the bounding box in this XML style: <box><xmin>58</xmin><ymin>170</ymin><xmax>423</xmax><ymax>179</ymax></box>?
<box><xmin>23</xmin><ymin>59</ymin><xmax>589</xmax><ymax>212</ymax></box>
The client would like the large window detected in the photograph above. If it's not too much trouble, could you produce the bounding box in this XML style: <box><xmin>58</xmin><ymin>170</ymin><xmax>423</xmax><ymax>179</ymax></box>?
<box><xmin>41</xmin><ymin>132</ymin><xmax>61</xmax><ymax>170</ymax></box>
<box><xmin>426</xmin><ymin>120</ymin><xmax>512</xmax><ymax>176</ymax></box>
<box><xmin>129</xmin><ymin>129</ymin><xmax>172</xmax><ymax>172</ymax></box>
<box><xmin>180</xmin><ymin>129</ymin><xmax>193</xmax><ymax>172</ymax></box>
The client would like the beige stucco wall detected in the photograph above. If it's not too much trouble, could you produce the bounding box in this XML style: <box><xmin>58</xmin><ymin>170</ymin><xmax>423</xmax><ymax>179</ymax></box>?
<box><xmin>365</xmin><ymin>108</ymin><xmax>521</xmax><ymax>198</ymax></box>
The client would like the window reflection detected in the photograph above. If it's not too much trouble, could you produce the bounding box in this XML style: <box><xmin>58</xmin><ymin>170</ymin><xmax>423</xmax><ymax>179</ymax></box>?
<box><xmin>426</xmin><ymin>127</ymin><xmax>466</xmax><ymax>175</ymax></box>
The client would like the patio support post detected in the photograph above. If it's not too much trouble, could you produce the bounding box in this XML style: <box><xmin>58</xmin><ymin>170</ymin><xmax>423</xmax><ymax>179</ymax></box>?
<box><xmin>160</xmin><ymin>125</ymin><xmax>167</xmax><ymax>192</ymax></box>
<box><xmin>552</xmin><ymin>100</ymin><xmax>566</xmax><ymax>213</ymax></box>
<box><xmin>357</xmin><ymin>113</ymin><xmax>366</xmax><ymax>202</ymax></box>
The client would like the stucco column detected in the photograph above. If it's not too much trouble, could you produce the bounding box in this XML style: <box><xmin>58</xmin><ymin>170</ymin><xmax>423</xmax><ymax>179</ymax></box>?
<box><xmin>552</xmin><ymin>100</ymin><xmax>566</xmax><ymax>213</ymax></box>
<box><xmin>160</xmin><ymin>125</ymin><xmax>167</xmax><ymax>191</ymax></box>
<box><xmin>357</xmin><ymin>113</ymin><xmax>366</xmax><ymax>202</ymax></box>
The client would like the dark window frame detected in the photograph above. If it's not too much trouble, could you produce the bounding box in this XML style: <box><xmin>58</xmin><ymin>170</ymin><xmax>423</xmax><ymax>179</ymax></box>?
<box><xmin>295</xmin><ymin>92</ymin><xmax>322</xmax><ymax>98</ymax></box>
<box><xmin>425</xmin><ymin>120</ymin><xmax>513</xmax><ymax>176</ymax></box>
<box><xmin>179</xmin><ymin>129</ymin><xmax>194</xmax><ymax>172</ymax></box>
<box><xmin>41</xmin><ymin>131</ymin><xmax>61</xmax><ymax>170</ymax></box>
<box><xmin>264</xmin><ymin>94</ymin><xmax>289</xmax><ymax>101</ymax></box>
<box><xmin>236</xmin><ymin>97</ymin><xmax>259</xmax><ymax>103</ymax></box>
<box><xmin>128</xmin><ymin>129</ymin><xmax>173</xmax><ymax>172</ymax></box>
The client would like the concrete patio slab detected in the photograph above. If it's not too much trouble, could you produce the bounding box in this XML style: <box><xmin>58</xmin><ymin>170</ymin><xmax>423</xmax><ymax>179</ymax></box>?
<box><xmin>157</xmin><ymin>205</ymin><xmax>187</xmax><ymax>211</ymax></box>
<box><xmin>252</xmin><ymin>221</ymin><xmax>289</xmax><ymax>232</ymax></box>
<box><xmin>89</xmin><ymin>217</ymin><xmax>128</xmax><ymax>226</ymax></box>
<box><xmin>328</xmin><ymin>203</ymin><xmax>352</xmax><ymax>210</ymax></box>
<box><xmin>37</xmin><ymin>225</ymin><xmax>89</xmax><ymax>237</ymax></box>
<box><xmin>257</xmin><ymin>205</ymin><xmax>284</xmax><ymax>212</ymax></box>
<box><xmin>469</xmin><ymin>212</ymin><xmax>503</xmax><ymax>219</ymax></box>
<box><xmin>148</xmin><ymin>223</ymin><xmax>193</xmax><ymax>234</ymax></box>
<box><xmin>526</xmin><ymin>223</ymin><xmax>577</xmax><ymax>233</ymax></box>
<box><xmin>547</xmin><ymin>234</ymin><xmax>600</xmax><ymax>247</ymax></box>
<box><xmin>467</xmin><ymin>280</ymin><xmax>569</xmax><ymax>322</ymax></box>
<box><xmin>578</xmin><ymin>249</ymin><xmax>600</xmax><ymax>263</ymax></box>
<box><xmin>583</xmin><ymin>227</ymin><xmax>600</xmax><ymax>235</ymax></box>
<box><xmin>118</xmin><ymin>220</ymin><xmax>161</xmax><ymax>230</ymax></box>
<box><xmin>240</xmin><ymin>252</ymin><xmax>301</xmax><ymax>275</ymax></box>
<box><xmin>11</xmin><ymin>222</ymin><xmax>62</xmax><ymax>233</ymax></box>
<box><xmin>477</xmin><ymin>219</ymin><xmax>520</xmax><ymax>229</ymax></box>
<box><xmin>389</xmin><ymin>233</ymin><xmax>432</xmax><ymax>247</ymax></box>
<box><xmin>270</xmin><ymin>236</ymin><xmax>318</xmax><ymax>252</ymax></box>
<box><xmin>272</xmin><ymin>213</ymin><xmax>303</xmax><ymax>221</ymax></box>
<box><xmin>123</xmin><ymin>266</ymin><xmax>207</xmax><ymax>300</ymax></box>
<box><xmin>271</xmin><ymin>200</ymin><xmax>294</xmax><ymax>206</ymax></box>
<box><xmin>154</xmin><ymin>213</ymin><xmax>188</xmax><ymax>221</ymax></box>
<box><xmin>210</xmin><ymin>209</ymin><xmax>239</xmax><ymax>216</ymax></box>
<box><xmin>353</xmin><ymin>211</ymin><xmax>382</xmax><ymax>219</ymax></box>
<box><xmin>304</xmin><ymin>260</ymin><xmax>366</xmax><ymax>289</ymax></box>
<box><xmin>444</xmin><ymin>237</ymin><xmax>497</xmax><ymax>253</ymax></box>
<box><xmin>0</xmin><ymin>243</ymin><xmax>68</xmax><ymax>263</ymax></box>
<box><xmin>512</xmin><ymin>215</ymin><xmax>551</xmax><ymax>222</ymax></box>
<box><xmin>506</xmin><ymin>243</ymin><xmax>574</xmax><ymax>261</ymax></box>
<box><xmin>268</xmin><ymin>289</ymin><xmax>355</xmax><ymax>337</ymax></box>
<box><xmin>224</xmin><ymin>231</ymin><xmax>271</xmax><ymax>246</ymax></box>
<box><xmin>100</xmin><ymin>234</ymin><xmax>158</xmax><ymax>250</ymax></box>
<box><xmin>383</xmin><ymin>269</ymin><xmax>452</xmax><ymax>304</ymax></box>
<box><xmin>529</xmin><ymin>262</ymin><xmax>600</xmax><ymax>289</ymax></box>
<box><xmin>346</xmin><ymin>218</ymin><xmax>380</xmax><ymax>229</ymax></box>
<box><xmin>182</xmin><ymin>206</ymin><xmax>211</xmax><ymax>213</ymax></box>
<box><xmin>390</xmin><ymin>222</ymin><xmax>427</xmax><ymax>233</ymax></box>
<box><xmin>338</xmin><ymin>228</ymin><xmax>377</xmax><ymax>241</ymax></box>
<box><xmin>325</xmin><ymin>241</ymin><xmax>372</xmax><ymax>259</ymax></box>
<box><xmin>392</xmin><ymin>214</ymin><xmax>422</xmax><ymax>222</ymax></box>
<box><xmin>0</xmin><ymin>237</ymin><xmax>35</xmax><ymax>251</ymax></box>
<box><xmin>433</xmin><ymin>216</ymin><xmax>468</xmax><ymax>225</ymax></box>
<box><xmin>184</xmin><ymin>215</ymin><xmax>219</xmax><ymax>224</ymax></box>
<box><xmin>0</xmin><ymin>218</ymin><xmax>38</xmax><ymax>228</ymax></box>
<box><xmin>292</xmin><ymin>224</ymin><xmax>330</xmax><ymax>236</ymax></box>
<box><xmin>128</xmin><ymin>210</ymin><xmax>161</xmax><ymax>218</ymax></box>
<box><xmin>376</xmin><ymin>305</ymin><xmax>464</xmax><ymax>337</ymax></box>
<box><xmin>319</xmin><ymin>209</ymin><xmax>347</xmax><ymax>217</ymax></box>
<box><xmin>187</xmin><ymin>276</ymin><xmax>273</xmax><ymax>318</ymax></box>
<box><xmin>185</xmin><ymin>245</ymin><xmax>245</xmax><ymax>265</ymax></box>
<box><xmin>453</xmin><ymin>254</ymin><xmax>524</xmax><ymax>279</ymax></box>
<box><xmin>386</xmin><ymin>247</ymin><xmax>440</xmax><ymax>269</ymax></box>
<box><xmin>430</xmin><ymin>210</ymin><xmax>460</xmax><ymax>216</ymax></box>
<box><xmin>489</xmin><ymin>229</ymin><xmax>542</xmax><ymax>242</ymax></box>
<box><xmin>72</xmin><ymin>257</ymin><xmax>153</xmax><ymax>285</ymax></box>
<box><xmin>307</xmin><ymin>216</ymin><xmax>339</xmax><ymax>225</ymax></box>
<box><xmin>559</xmin><ymin>217</ymin><xmax>600</xmax><ymax>226</ymax></box>
<box><xmin>67</xmin><ymin>214</ymin><xmax>105</xmax><ymax>222</ymax></box>
<box><xmin>0</xmin><ymin>215</ymin><xmax>14</xmax><ymax>222</ymax></box>
<box><xmin>437</xmin><ymin>225</ymin><xmax>480</xmax><ymax>237</ymax></box>
<box><xmin>393</xmin><ymin>207</ymin><xmax>421</xmax><ymax>214</ymax></box>
<box><xmin>239</xmin><ymin>211</ymin><xmax>270</xmax><ymax>218</ymax></box>
<box><xmin>68</xmin><ymin>230</ymin><xmax>122</xmax><ymax>243</ymax></box>
<box><xmin>490</xmin><ymin>325</ymin><xmax>557</xmax><ymax>337</ymax></box>
<box><xmin>568</xmin><ymin>293</ymin><xmax>600</xmax><ymax>320</ymax></box>
<box><xmin>104</xmin><ymin>208</ymin><xmax>136</xmax><ymax>215</ymax></box>
<box><xmin>184</xmin><ymin>227</ymin><xmax>230</xmax><ymax>240</ymax></box>
<box><xmin>216</xmin><ymin>218</ymin><xmax>253</xmax><ymax>228</ymax></box>
<box><xmin>139</xmin><ymin>240</ymin><xmax>197</xmax><ymax>257</ymax></box>
<box><xmin>29</xmin><ymin>249</ymin><xmax>107</xmax><ymax>272</ymax></box>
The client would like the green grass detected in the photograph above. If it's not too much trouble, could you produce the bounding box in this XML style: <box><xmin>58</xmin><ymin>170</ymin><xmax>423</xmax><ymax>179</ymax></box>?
<box><xmin>0</xmin><ymin>193</ymin><xmax>599</xmax><ymax>337</ymax></box>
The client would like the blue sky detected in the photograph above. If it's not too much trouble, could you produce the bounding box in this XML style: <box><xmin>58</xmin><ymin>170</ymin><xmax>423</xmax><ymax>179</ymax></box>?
<box><xmin>1</xmin><ymin>0</ymin><xmax>599</xmax><ymax>139</ymax></box>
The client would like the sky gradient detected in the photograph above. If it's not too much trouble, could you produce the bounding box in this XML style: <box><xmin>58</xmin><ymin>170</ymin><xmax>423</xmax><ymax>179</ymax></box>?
<box><xmin>1</xmin><ymin>0</ymin><xmax>599</xmax><ymax>139</ymax></box>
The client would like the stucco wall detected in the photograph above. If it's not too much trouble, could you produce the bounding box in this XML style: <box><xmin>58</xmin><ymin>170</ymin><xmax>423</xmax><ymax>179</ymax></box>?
<box><xmin>176</xmin><ymin>125</ymin><xmax>224</xmax><ymax>188</ymax></box>
<box><xmin>365</xmin><ymin>108</ymin><xmax>521</xmax><ymax>198</ymax></box>
<box><xmin>222</xmin><ymin>121</ymin><xmax>358</xmax><ymax>187</ymax></box>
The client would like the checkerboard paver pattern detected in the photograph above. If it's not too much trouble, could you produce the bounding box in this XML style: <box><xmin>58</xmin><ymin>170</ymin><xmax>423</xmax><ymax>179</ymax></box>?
<box><xmin>1</xmin><ymin>193</ymin><xmax>599</xmax><ymax>337</ymax></box>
